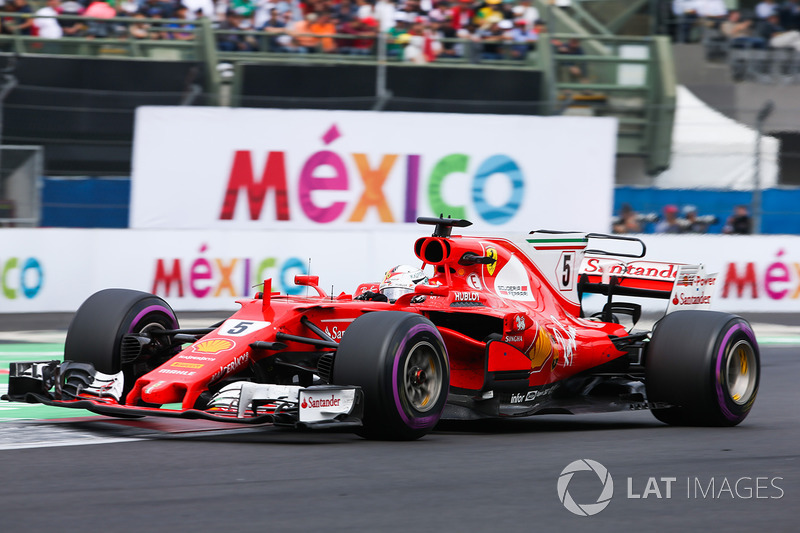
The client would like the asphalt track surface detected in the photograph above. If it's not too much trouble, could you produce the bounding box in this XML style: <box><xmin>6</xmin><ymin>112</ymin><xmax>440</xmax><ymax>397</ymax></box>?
<box><xmin>0</xmin><ymin>313</ymin><xmax>798</xmax><ymax>532</ymax></box>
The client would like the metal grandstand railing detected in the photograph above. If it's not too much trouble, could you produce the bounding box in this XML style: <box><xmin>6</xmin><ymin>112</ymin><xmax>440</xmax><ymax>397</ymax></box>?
<box><xmin>0</xmin><ymin>12</ymin><xmax>221</xmax><ymax>93</ymax></box>
<box><xmin>214</xmin><ymin>31</ymin><xmax>540</xmax><ymax>67</ymax></box>
<box><xmin>0</xmin><ymin>13</ymin><xmax>210</xmax><ymax>58</ymax></box>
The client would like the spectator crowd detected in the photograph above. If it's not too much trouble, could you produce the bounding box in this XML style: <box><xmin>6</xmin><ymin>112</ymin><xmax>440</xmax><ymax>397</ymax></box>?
<box><xmin>0</xmin><ymin>0</ymin><xmax>559</xmax><ymax>61</ymax></box>
<box><xmin>673</xmin><ymin>0</ymin><xmax>800</xmax><ymax>51</ymax></box>
<box><xmin>612</xmin><ymin>202</ymin><xmax>750</xmax><ymax>235</ymax></box>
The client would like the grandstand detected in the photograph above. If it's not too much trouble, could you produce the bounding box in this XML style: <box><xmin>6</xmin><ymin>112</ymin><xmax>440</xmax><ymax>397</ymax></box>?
<box><xmin>0</xmin><ymin>0</ymin><xmax>796</xmax><ymax>232</ymax></box>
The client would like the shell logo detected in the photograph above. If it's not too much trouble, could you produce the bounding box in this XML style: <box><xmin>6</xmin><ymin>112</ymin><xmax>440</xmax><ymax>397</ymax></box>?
<box><xmin>192</xmin><ymin>338</ymin><xmax>235</xmax><ymax>354</ymax></box>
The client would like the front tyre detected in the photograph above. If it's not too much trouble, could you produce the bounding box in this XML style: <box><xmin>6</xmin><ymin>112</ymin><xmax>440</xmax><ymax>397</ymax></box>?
<box><xmin>645</xmin><ymin>310</ymin><xmax>759</xmax><ymax>426</ymax></box>
<box><xmin>332</xmin><ymin>312</ymin><xmax>449</xmax><ymax>440</ymax></box>
<box><xmin>64</xmin><ymin>288</ymin><xmax>179</xmax><ymax>401</ymax></box>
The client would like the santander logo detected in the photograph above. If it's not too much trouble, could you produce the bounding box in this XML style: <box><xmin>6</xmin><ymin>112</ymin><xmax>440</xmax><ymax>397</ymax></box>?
<box><xmin>302</xmin><ymin>395</ymin><xmax>341</xmax><ymax>409</ymax></box>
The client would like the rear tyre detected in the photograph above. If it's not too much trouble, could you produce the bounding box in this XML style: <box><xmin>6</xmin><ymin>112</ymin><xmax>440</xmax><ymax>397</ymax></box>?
<box><xmin>64</xmin><ymin>288</ymin><xmax>179</xmax><ymax>400</ymax></box>
<box><xmin>645</xmin><ymin>310</ymin><xmax>759</xmax><ymax>426</ymax></box>
<box><xmin>332</xmin><ymin>312</ymin><xmax>449</xmax><ymax>440</ymax></box>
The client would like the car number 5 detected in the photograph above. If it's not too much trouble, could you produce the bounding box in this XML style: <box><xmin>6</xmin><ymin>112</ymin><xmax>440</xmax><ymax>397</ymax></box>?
<box><xmin>560</xmin><ymin>252</ymin><xmax>575</xmax><ymax>290</ymax></box>
<box><xmin>219</xmin><ymin>319</ymin><xmax>272</xmax><ymax>337</ymax></box>
<box><xmin>226</xmin><ymin>321</ymin><xmax>254</xmax><ymax>335</ymax></box>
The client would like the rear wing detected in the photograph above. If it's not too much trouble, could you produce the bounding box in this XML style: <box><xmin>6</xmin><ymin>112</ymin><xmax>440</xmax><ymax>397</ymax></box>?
<box><xmin>565</xmin><ymin>232</ymin><xmax>673</xmax><ymax>300</ymax></box>
<box><xmin>519</xmin><ymin>231</ymin><xmax>652</xmax><ymax>317</ymax></box>
<box><xmin>577</xmin><ymin>237</ymin><xmax>718</xmax><ymax>318</ymax></box>
<box><xmin>579</xmin><ymin>257</ymin><xmax>678</xmax><ymax>300</ymax></box>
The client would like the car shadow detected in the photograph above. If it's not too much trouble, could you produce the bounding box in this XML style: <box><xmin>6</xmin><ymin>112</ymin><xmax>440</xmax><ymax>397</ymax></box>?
<box><xmin>434</xmin><ymin>415</ymin><xmax>662</xmax><ymax>435</ymax></box>
<box><xmin>34</xmin><ymin>410</ymin><xmax>664</xmax><ymax>446</ymax></box>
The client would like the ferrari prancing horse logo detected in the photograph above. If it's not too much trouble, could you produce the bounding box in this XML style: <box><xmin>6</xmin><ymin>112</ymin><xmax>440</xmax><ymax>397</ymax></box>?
<box><xmin>486</xmin><ymin>248</ymin><xmax>498</xmax><ymax>276</ymax></box>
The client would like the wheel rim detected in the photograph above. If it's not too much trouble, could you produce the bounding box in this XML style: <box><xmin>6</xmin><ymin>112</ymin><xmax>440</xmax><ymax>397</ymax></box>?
<box><xmin>141</xmin><ymin>320</ymin><xmax>171</xmax><ymax>351</ymax></box>
<box><xmin>725</xmin><ymin>340</ymin><xmax>757</xmax><ymax>405</ymax></box>
<box><xmin>139</xmin><ymin>321</ymin><xmax>166</xmax><ymax>333</ymax></box>
<box><xmin>403</xmin><ymin>341</ymin><xmax>443</xmax><ymax>413</ymax></box>
<box><xmin>121</xmin><ymin>317</ymin><xmax>172</xmax><ymax>368</ymax></box>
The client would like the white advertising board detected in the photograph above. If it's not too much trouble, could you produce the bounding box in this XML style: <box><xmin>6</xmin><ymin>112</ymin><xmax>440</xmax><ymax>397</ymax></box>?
<box><xmin>0</xmin><ymin>228</ymin><xmax>420</xmax><ymax>313</ymax></box>
<box><xmin>634</xmin><ymin>234</ymin><xmax>800</xmax><ymax>314</ymax></box>
<box><xmin>1</xmin><ymin>229</ymin><xmax>799</xmax><ymax>314</ymax></box>
<box><xmin>129</xmin><ymin>107</ymin><xmax>618</xmax><ymax>233</ymax></box>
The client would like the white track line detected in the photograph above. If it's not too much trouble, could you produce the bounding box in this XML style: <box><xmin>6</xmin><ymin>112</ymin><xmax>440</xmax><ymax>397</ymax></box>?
<box><xmin>0</xmin><ymin>437</ymin><xmax>142</xmax><ymax>451</ymax></box>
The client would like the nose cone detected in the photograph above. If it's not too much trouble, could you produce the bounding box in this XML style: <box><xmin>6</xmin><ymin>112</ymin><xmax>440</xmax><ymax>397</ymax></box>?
<box><xmin>140</xmin><ymin>380</ymin><xmax>187</xmax><ymax>405</ymax></box>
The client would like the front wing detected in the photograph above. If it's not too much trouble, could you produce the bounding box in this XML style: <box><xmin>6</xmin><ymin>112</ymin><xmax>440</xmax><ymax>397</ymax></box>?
<box><xmin>3</xmin><ymin>360</ymin><xmax>364</xmax><ymax>430</ymax></box>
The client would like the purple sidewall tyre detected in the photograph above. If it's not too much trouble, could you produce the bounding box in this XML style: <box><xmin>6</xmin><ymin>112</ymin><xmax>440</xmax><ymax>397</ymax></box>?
<box><xmin>333</xmin><ymin>311</ymin><xmax>450</xmax><ymax>440</ymax></box>
<box><xmin>645</xmin><ymin>310</ymin><xmax>759</xmax><ymax>427</ymax></box>
<box><xmin>64</xmin><ymin>288</ymin><xmax>179</xmax><ymax>400</ymax></box>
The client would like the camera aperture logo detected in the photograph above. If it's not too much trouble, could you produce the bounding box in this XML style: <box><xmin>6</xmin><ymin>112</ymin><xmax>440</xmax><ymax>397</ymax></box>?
<box><xmin>557</xmin><ymin>459</ymin><xmax>614</xmax><ymax>516</ymax></box>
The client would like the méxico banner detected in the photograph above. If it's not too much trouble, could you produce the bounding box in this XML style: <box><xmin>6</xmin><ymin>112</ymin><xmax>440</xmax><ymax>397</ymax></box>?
<box><xmin>129</xmin><ymin>108</ymin><xmax>618</xmax><ymax>232</ymax></box>
<box><xmin>1</xmin><ymin>230</ymin><xmax>800</xmax><ymax>314</ymax></box>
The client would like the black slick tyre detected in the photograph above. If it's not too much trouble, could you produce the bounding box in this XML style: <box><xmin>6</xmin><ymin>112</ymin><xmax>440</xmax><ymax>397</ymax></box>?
<box><xmin>332</xmin><ymin>311</ymin><xmax>449</xmax><ymax>440</ymax></box>
<box><xmin>645</xmin><ymin>310</ymin><xmax>759</xmax><ymax>426</ymax></box>
<box><xmin>64</xmin><ymin>288</ymin><xmax>179</xmax><ymax>401</ymax></box>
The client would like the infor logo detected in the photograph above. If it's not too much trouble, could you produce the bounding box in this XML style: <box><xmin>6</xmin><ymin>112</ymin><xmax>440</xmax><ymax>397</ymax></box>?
<box><xmin>557</xmin><ymin>459</ymin><xmax>614</xmax><ymax>516</ymax></box>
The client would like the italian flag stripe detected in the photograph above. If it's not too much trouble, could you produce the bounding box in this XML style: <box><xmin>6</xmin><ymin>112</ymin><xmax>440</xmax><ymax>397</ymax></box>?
<box><xmin>526</xmin><ymin>237</ymin><xmax>587</xmax><ymax>251</ymax></box>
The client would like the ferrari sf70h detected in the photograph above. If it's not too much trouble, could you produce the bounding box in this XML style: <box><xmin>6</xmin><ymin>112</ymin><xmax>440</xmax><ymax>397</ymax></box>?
<box><xmin>4</xmin><ymin>217</ymin><xmax>759</xmax><ymax>440</ymax></box>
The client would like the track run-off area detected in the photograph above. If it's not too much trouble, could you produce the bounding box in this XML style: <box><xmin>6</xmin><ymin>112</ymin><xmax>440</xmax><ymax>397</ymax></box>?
<box><xmin>0</xmin><ymin>318</ymin><xmax>797</xmax><ymax>531</ymax></box>
<box><xmin>1</xmin><ymin>320</ymin><xmax>798</xmax><ymax>438</ymax></box>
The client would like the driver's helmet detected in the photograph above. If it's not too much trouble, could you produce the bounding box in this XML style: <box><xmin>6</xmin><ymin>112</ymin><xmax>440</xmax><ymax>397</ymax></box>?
<box><xmin>380</xmin><ymin>265</ymin><xmax>428</xmax><ymax>302</ymax></box>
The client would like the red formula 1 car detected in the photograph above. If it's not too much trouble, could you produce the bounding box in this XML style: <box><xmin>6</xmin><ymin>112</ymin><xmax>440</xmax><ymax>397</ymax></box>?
<box><xmin>4</xmin><ymin>218</ymin><xmax>760</xmax><ymax>440</ymax></box>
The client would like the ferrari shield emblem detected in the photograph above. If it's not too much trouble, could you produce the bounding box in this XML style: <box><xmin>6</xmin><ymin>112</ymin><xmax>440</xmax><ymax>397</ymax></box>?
<box><xmin>486</xmin><ymin>248</ymin><xmax>498</xmax><ymax>276</ymax></box>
